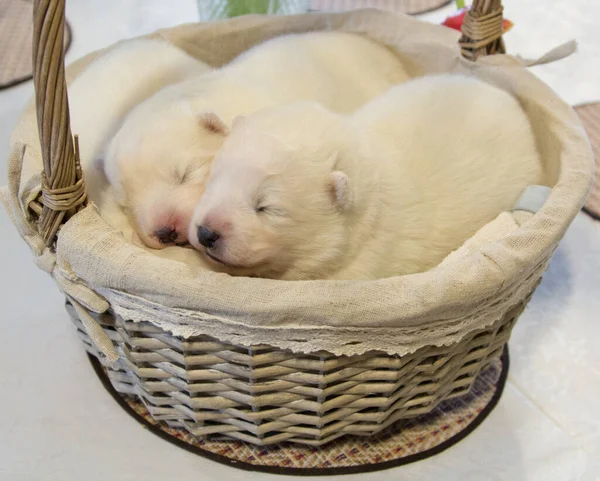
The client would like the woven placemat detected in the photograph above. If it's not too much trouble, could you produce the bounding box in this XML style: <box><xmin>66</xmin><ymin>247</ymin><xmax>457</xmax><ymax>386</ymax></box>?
<box><xmin>308</xmin><ymin>0</ymin><xmax>452</xmax><ymax>15</ymax></box>
<box><xmin>89</xmin><ymin>348</ymin><xmax>508</xmax><ymax>476</ymax></box>
<box><xmin>0</xmin><ymin>0</ymin><xmax>72</xmax><ymax>90</ymax></box>
<box><xmin>575</xmin><ymin>103</ymin><xmax>600</xmax><ymax>220</ymax></box>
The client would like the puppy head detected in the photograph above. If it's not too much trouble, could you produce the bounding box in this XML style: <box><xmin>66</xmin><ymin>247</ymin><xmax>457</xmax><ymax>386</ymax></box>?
<box><xmin>104</xmin><ymin>102</ymin><xmax>229</xmax><ymax>249</ymax></box>
<box><xmin>189</xmin><ymin>102</ymin><xmax>354</xmax><ymax>280</ymax></box>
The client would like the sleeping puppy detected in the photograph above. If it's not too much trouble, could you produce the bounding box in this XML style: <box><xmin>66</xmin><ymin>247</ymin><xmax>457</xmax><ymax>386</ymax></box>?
<box><xmin>68</xmin><ymin>37</ymin><xmax>212</xmax><ymax>266</ymax></box>
<box><xmin>189</xmin><ymin>75</ymin><xmax>544</xmax><ymax>280</ymax></box>
<box><xmin>70</xmin><ymin>37</ymin><xmax>212</xmax><ymax>212</ymax></box>
<box><xmin>102</xmin><ymin>31</ymin><xmax>411</xmax><ymax>249</ymax></box>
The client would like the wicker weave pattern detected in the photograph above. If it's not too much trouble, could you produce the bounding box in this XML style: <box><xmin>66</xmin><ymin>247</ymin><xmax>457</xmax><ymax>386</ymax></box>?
<box><xmin>459</xmin><ymin>0</ymin><xmax>506</xmax><ymax>60</ymax></box>
<box><xmin>68</xmin><ymin>295</ymin><xmax>528</xmax><ymax>446</ymax></box>
<box><xmin>576</xmin><ymin>103</ymin><xmax>600</xmax><ymax>218</ymax></box>
<box><xmin>0</xmin><ymin>0</ymin><xmax>35</xmax><ymax>88</ymax></box>
<box><xmin>308</xmin><ymin>0</ymin><xmax>452</xmax><ymax>15</ymax></box>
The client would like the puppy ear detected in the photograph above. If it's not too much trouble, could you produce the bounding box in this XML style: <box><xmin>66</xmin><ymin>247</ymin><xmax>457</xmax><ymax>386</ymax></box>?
<box><xmin>232</xmin><ymin>115</ymin><xmax>245</xmax><ymax>130</ymax></box>
<box><xmin>100</xmin><ymin>154</ymin><xmax>127</xmax><ymax>205</ymax></box>
<box><xmin>110</xmin><ymin>184</ymin><xmax>126</xmax><ymax>206</ymax></box>
<box><xmin>198</xmin><ymin>111</ymin><xmax>229</xmax><ymax>136</ymax></box>
<box><xmin>328</xmin><ymin>171</ymin><xmax>352</xmax><ymax>211</ymax></box>
<box><xmin>91</xmin><ymin>157</ymin><xmax>109</xmax><ymax>182</ymax></box>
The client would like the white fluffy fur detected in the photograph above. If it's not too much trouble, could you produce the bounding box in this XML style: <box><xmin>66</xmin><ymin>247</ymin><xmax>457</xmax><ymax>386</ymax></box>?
<box><xmin>103</xmin><ymin>32</ymin><xmax>411</xmax><ymax>249</ymax></box>
<box><xmin>190</xmin><ymin>75</ymin><xmax>544</xmax><ymax>280</ymax></box>
<box><xmin>68</xmin><ymin>38</ymin><xmax>212</xmax><ymax>266</ymax></box>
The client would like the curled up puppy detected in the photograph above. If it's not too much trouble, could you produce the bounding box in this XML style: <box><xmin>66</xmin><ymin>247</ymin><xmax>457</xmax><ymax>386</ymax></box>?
<box><xmin>189</xmin><ymin>74</ymin><xmax>544</xmax><ymax>280</ymax></box>
<box><xmin>102</xmin><ymin>31</ymin><xmax>411</xmax><ymax>249</ymax></box>
<box><xmin>70</xmin><ymin>38</ymin><xmax>212</xmax><ymax>215</ymax></box>
<box><xmin>68</xmin><ymin>38</ymin><xmax>213</xmax><ymax>265</ymax></box>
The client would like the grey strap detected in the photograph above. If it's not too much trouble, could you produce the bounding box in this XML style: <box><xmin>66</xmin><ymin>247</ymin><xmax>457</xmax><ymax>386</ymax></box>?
<box><xmin>512</xmin><ymin>185</ymin><xmax>552</xmax><ymax>214</ymax></box>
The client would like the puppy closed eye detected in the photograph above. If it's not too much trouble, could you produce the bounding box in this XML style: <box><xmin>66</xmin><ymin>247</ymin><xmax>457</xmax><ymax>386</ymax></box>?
<box><xmin>173</xmin><ymin>166</ymin><xmax>195</xmax><ymax>184</ymax></box>
<box><xmin>181</xmin><ymin>170</ymin><xmax>192</xmax><ymax>183</ymax></box>
<box><xmin>255</xmin><ymin>204</ymin><xmax>285</xmax><ymax>216</ymax></box>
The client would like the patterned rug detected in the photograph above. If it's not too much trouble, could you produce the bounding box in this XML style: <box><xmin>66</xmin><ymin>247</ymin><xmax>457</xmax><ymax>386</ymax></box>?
<box><xmin>0</xmin><ymin>0</ymin><xmax>72</xmax><ymax>90</ymax></box>
<box><xmin>89</xmin><ymin>348</ymin><xmax>508</xmax><ymax>475</ymax></box>
<box><xmin>308</xmin><ymin>0</ymin><xmax>453</xmax><ymax>15</ymax></box>
<box><xmin>575</xmin><ymin>103</ymin><xmax>600</xmax><ymax>221</ymax></box>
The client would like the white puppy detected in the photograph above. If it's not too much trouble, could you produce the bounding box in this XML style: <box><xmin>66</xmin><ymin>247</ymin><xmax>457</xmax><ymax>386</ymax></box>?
<box><xmin>71</xmin><ymin>38</ymin><xmax>212</xmax><ymax>209</ymax></box>
<box><xmin>189</xmin><ymin>75</ymin><xmax>543</xmax><ymax>280</ymax></box>
<box><xmin>103</xmin><ymin>32</ymin><xmax>411</xmax><ymax>249</ymax></box>
<box><xmin>68</xmin><ymin>37</ymin><xmax>212</xmax><ymax>265</ymax></box>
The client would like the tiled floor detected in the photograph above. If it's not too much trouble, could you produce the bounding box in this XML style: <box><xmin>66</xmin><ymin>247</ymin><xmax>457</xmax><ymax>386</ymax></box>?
<box><xmin>1</xmin><ymin>1</ymin><xmax>600</xmax><ymax>480</ymax></box>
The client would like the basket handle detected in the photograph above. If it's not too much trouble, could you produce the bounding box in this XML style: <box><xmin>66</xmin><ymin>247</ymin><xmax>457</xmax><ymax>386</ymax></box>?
<box><xmin>459</xmin><ymin>0</ymin><xmax>506</xmax><ymax>60</ymax></box>
<box><xmin>30</xmin><ymin>0</ymin><xmax>505</xmax><ymax>246</ymax></box>
<box><xmin>32</xmin><ymin>0</ymin><xmax>86</xmax><ymax>246</ymax></box>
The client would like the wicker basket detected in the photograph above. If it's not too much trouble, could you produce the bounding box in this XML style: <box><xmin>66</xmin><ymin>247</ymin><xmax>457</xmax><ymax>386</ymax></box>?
<box><xmin>3</xmin><ymin>0</ymin><xmax>591</xmax><ymax>447</ymax></box>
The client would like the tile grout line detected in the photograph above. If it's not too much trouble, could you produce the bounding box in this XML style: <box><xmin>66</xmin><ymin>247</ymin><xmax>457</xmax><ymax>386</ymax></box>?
<box><xmin>506</xmin><ymin>377</ymin><xmax>597</xmax><ymax>457</ymax></box>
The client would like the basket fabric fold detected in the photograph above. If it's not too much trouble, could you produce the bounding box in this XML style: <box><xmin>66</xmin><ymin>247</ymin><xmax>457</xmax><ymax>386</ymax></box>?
<box><xmin>1</xmin><ymin>10</ymin><xmax>593</xmax><ymax>356</ymax></box>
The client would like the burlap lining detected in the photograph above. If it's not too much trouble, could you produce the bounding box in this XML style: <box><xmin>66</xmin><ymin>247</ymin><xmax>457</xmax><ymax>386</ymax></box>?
<box><xmin>96</xmin><ymin>249</ymin><xmax>546</xmax><ymax>356</ymax></box>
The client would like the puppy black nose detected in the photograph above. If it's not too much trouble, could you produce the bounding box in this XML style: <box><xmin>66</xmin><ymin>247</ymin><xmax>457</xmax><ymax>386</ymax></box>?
<box><xmin>197</xmin><ymin>226</ymin><xmax>220</xmax><ymax>248</ymax></box>
<box><xmin>155</xmin><ymin>226</ymin><xmax>178</xmax><ymax>244</ymax></box>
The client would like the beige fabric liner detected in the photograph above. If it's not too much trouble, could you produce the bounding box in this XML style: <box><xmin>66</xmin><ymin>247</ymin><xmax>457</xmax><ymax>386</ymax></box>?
<box><xmin>0</xmin><ymin>10</ymin><xmax>593</xmax><ymax>356</ymax></box>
